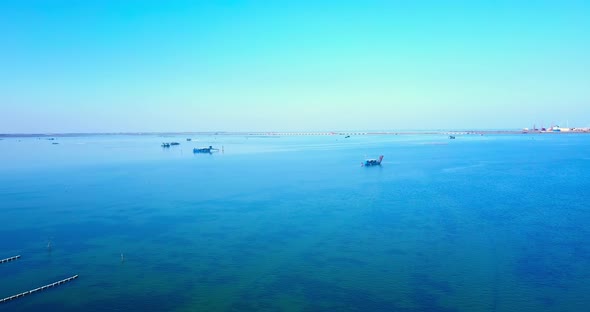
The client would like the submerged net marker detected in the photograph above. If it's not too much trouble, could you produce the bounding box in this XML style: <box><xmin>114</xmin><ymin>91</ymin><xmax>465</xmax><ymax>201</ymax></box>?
<box><xmin>0</xmin><ymin>255</ymin><xmax>20</xmax><ymax>264</ymax></box>
<box><xmin>0</xmin><ymin>275</ymin><xmax>79</xmax><ymax>304</ymax></box>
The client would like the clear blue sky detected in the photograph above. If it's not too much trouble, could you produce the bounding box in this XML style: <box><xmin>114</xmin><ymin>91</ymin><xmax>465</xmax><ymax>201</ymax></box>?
<box><xmin>1</xmin><ymin>0</ymin><xmax>589</xmax><ymax>133</ymax></box>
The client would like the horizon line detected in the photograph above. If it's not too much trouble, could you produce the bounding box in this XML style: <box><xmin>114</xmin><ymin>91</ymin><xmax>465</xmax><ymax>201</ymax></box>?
<box><xmin>3</xmin><ymin>128</ymin><xmax>590</xmax><ymax>137</ymax></box>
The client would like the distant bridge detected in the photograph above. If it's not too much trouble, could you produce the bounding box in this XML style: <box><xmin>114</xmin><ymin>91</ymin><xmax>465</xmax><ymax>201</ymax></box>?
<box><xmin>0</xmin><ymin>275</ymin><xmax>79</xmax><ymax>304</ymax></box>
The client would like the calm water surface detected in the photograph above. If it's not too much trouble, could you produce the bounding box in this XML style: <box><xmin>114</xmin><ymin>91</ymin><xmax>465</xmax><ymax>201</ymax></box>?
<box><xmin>1</xmin><ymin>134</ymin><xmax>589</xmax><ymax>311</ymax></box>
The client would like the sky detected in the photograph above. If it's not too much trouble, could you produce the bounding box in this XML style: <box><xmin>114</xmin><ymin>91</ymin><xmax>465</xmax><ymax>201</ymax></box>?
<box><xmin>1</xmin><ymin>0</ymin><xmax>589</xmax><ymax>133</ymax></box>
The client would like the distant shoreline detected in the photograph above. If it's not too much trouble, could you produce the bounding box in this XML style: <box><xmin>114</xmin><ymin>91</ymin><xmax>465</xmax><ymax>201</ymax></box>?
<box><xmin>1</xmin><ymin>130</ymin><xmax>589</xmax><ymax>138</ymax></box>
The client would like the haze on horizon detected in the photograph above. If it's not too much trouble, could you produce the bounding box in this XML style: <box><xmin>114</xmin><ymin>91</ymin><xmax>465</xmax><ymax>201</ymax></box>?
<box><xmin>1</xmin><ymin>1</ymin><xmax>589</xmax><ymax>134</ymax></box>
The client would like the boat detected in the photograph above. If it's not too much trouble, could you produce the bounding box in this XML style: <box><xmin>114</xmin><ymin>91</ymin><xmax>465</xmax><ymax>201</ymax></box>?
<box><xmin>161</xmin><ymin>143</ymin><xmax>170</xmax><ymax>148</ymax></box>
<box><xmin>345</xmin><ymin>135</ymin><xmax>350</xmax><ymax>138</ymax></box>
<box><xmin>170</xmin><ymin>142</ymin><xmax>180</xmax><ymax>146</ymax></box>
<box><xmin>186</xmin><ymin>138</ymin><xmax>192</xmax><ymax>141</ymax></box>
<box><xmin>362</xmin><ymin>155</ymin><xmax>383</xmax><ymax>167</ymax></box>
<box><xmin>449</xmin><ymin>135</ymin><xmax>456</xmax><ymax>139</ymax></box>
<box><xmin>193</xmin><ymin>146</ymin><xmax>218</xmax><ymax>153</ymax></box>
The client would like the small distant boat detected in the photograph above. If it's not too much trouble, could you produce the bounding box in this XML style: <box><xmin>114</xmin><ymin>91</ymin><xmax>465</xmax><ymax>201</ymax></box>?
<box><xmin>193</xmin><ymin>146</ymin><xmax>218</xmax><ymax>153</ymax></box>
<box><xmin>449</xmin><ymin>135</ymin><xmax>456</xmax><ymax>139</ymax></box>
<box><xmin>186</xmin><ymin>138</ymin><xmax>192</xmax><ymax>141</ymax></box>
<box><xmin>161</xmin><ymin>143</ymin><xmax>170</xmax><ymax>148</ymax></box>
<box><xmin>170</xmin><ymin>142</ymin><xmax>180</xmax><ymax>146</ymax></box>
<box><xmin>345</xmin><ymin>135</ymin><xmax>350</xmax><ymax>138</ymax></box>
<box><xmin>362</xmin><ymin>155</ymin><xmax>383</xmax><ymax>167</ymax></box>
<box><xmin>52</xmin><ymin>142</ymin><xmax>59</xmax><ymax>145</ymax></box>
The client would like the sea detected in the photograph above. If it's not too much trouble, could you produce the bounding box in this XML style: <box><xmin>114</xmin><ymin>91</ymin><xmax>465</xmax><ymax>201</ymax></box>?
<box><xmin>1</xmin><ymin>133</ymin><xmax>589</xmax><ymax>311</ymax></box>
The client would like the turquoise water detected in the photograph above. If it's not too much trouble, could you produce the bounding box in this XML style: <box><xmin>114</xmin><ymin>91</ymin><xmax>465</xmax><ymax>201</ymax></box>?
<box><xmin>1</xmin><ymin>134</ymin><xmax>589</xmax><ymax>311</ymax></box>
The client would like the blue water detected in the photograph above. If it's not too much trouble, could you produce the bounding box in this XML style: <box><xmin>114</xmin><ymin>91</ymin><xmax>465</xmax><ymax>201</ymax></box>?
<box><xmin>1</xmin><ymin>134</ymin><xmax>589</xmax><ymax>311</ymax></box>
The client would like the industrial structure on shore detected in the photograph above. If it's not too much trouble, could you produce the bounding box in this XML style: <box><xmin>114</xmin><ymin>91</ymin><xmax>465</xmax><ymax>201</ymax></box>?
<box><xmin>522</xmin><ymin>125</ymin><xmax>590</xmax><ymax>133</ymax></box>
